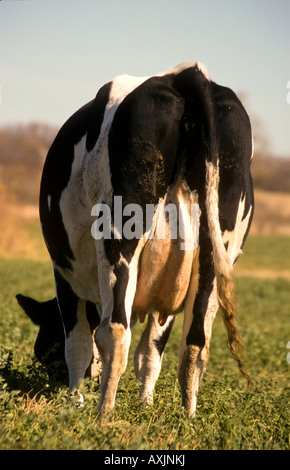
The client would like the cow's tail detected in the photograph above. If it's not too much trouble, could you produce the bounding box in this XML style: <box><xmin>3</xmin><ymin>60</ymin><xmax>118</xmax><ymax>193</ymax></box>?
<box><xmin>190</xmin><ymin>63</ymin><xmax>250</xmax><ymax>384</ymax></box>
<box><xmin>205</xmin><ymin>160</ymin><xmax>251</xmax><ymax>385</ymax></box>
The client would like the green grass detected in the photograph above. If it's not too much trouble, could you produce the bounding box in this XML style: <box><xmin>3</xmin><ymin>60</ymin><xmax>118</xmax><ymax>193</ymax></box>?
<box><xmin>0</xmin><ymin>235</ymin><xmax>289</xmax><ymax>450</ymax></box>
<box><xmin>235</xmin><ymin>234</ymin><xmax>290</xmax><ymax>272</ymax></box>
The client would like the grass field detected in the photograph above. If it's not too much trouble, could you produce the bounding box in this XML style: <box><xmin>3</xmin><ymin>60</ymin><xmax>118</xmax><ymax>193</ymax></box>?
<box><xmin>0</xmin><ymin>233</ymin><xmax>289</xmax><ymax>450</ymax></box>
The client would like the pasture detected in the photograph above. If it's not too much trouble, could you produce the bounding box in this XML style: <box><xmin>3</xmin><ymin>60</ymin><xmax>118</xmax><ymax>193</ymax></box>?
<box><xmin>0</xmin><ymin>231</ymin><xmax>289</xmax><ymax>450</ymax></box>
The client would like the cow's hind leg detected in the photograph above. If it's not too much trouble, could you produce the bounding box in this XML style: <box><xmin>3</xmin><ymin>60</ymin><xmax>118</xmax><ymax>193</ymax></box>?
<box><xmin>95</xmin><ymin>319</ymin><xmax>131</xmax><ymax>413</ymax></box>
<box><xmin>178</xmin><ymin>251</ymin><xmax>218</xmax><ymax>417</ymax></box>
<box><xmin>134</xmin><ymin>313</ymin><xmax>175</xmax><ymax>405</ymax></box>
<box><xmin>94</xmin><ymin>243</ymin><xmax>137</xmax><ymax>414</ymax></box>
<box><xmin>84</xmin><ymin>302</ymin><xmax>101</xmax><ymax>380</ymax></box>
<box><xmin>54</xmin><ymin>270</ymin><xmax>93</xmax><ymax>397</ymax></box>
<box><xmin>179</xmin><ymin>284</ymin><xmax>218</xmax><ymax>416</ymax></box>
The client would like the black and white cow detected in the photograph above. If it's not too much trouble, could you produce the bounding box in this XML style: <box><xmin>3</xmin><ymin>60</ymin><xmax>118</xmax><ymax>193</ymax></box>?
<box><xmin>21</xmin><ymin>61</ymin><xmax>254</xmax><ymax>416</ymax></box>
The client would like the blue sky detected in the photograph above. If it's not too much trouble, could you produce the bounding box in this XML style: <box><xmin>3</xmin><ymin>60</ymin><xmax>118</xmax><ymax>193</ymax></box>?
<box><xmin>1</xmin><ymin>0</ymin><xmax>290</xmax><ymax>157</ymax></box>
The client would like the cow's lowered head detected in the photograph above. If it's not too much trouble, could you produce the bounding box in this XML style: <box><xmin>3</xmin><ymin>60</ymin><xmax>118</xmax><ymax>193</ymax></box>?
<box><xmin>16</xmin><ymin>294</ymin><xmax>66</xmax><ymax>374</ymax></box>
<box><xmin>16</xmin><ymin>294</ymin><xmax>100</xmax><ymax>382</ymax></box>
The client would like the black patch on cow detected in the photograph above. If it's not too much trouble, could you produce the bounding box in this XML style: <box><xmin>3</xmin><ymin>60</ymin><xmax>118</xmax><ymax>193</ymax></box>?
<box><xmin>54</xmin><ymin>269</ymin><xmax>79</xmax><ymax>336</ymax></box>
<box><xmin>110</xmin><ymin>260</ymin><xmax>130</xmax><ymax>328</ymax></box>
<box><xmin>40</xmin><ymin>82</ymin><xmax>112</xmax><ymax>270</ymax></box>
<box><xmin>172</xmin><ymin>66</ymin><xmax>217</xmax><ymax>169</ymax></box>
<box><xmin>153</xmin><ymin>317</ymin><xmax>175</xmax><ymax>357</ymax></box>
<box><xmin>108</xmin><ymin>75</ymin><xmax>185</xmax><ymax>212</ymax></box>
<box><xmin>86</xmin><ymin>82</ymin><xmax>112</xmax><ymax>152</ymax></box>
<box><xmin>86</xmin><ymin>300</ymin><xmax>101</xmax><ymax>332</ymax></box>
<box><xmin>186</xmin><ymin>213</ymin><xmax>215</xmax><ymax>349</ymax></box>
<box><xmin>211</xmin><ymin>81</ymin><xmax>254</xmax><ymax>237</ymax></box>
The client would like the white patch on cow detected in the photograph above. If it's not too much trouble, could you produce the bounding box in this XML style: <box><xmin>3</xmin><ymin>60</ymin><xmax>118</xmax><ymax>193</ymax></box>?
<box><xmin>84</xmin><ymin>73</ymin><xmax>150</xmax><ymax>206</ymax></box>
<box><xmin>203</xmin><ymin>280</ymin><xmax>219</xmax><ymax>342</ymax></box>
<box><xmin>58</xmin><ymin>136</ymin><xmax>101</xmax><ymax>302</ymax></box>
<box><xmin>205</xmin><ymin>159</ymin><xmax>232</xmax><ymax>278</ymax></box>
<box><xmin>109</xmin><ymin>74</ymin><xmax>150</xmax><ymax>106</ymax></box>
<box><xmin>158</xmin><ymin>60</ymin><xmax>208</xmax><ymax>80</ymax></box>
<box><xmin>196</xmin><ymin>60</ymin><xmax>209</xmax><ymax>80</ymax></box>
<box><xmin>65</xmin><ymin>299</ymin><xmax>94</xmax><ymax>394</ymax></box>
<box><xmin>222</xmin><ymin>195</ymin><xmax>253</xmax><ymax>266</ymax></box>
<box><xmin>90</xmin><ymin>336</ymin><xmax>102</xmax><ymax>380</ymax></box>
<box><xmin>124</xmin><ymin>241</ymin><xmax>145</xmax><ymax>319</ymax></box>
<box><xmin>47</xmin><ymin>194</ymin><xmax>51</xmax><ymax>211</ymax></box>
<box><xmin>250</xmin><ymin>133</ymin><xmax>255</xmax><ymax>162</ymax></box>
<box><xmin>134</xmin><ymin>313</ymin><xmax>174</xmax><ymax>405</ymax></box>
<box><xmin>159</xmin><ymin>60</ymin><xmax>195</xmax><ymax>77</ymax></box>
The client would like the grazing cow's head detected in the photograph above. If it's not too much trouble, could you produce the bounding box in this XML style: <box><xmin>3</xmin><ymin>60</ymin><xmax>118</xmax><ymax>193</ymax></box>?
<box><xmin>16</xmin><ymin>294</ymin><xmax>66</xmax><ymax>378</ymax></box>
<box><xmin>16</xmin><ymin>294</ymin><xmax>100</xmax><ymax>382</ymax></box>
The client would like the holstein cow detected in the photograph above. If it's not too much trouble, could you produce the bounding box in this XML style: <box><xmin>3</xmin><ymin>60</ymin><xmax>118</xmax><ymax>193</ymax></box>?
<box><xmin>20</xmin><ymin>61</ymin><xmax>254</xmax><ymax>416</ymax></box>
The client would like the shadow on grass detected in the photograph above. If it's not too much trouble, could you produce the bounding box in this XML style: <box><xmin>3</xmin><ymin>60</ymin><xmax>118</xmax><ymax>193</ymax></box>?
<box><xmin>0</xmin><ymin>347</ymin><xmax>69</xmax><ymax>399</ymax></box>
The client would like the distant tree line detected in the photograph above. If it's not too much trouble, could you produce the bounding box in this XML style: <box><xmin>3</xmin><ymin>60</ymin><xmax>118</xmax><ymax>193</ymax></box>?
<box><xmin>252</xmin><ymin>153</ymin><xmax>290</xmax><ymax>194</ymax></box>
<box><xmin>0</xmin><ymin>123</ymin><xmax>57</xmax><ymax>204</ymax></box>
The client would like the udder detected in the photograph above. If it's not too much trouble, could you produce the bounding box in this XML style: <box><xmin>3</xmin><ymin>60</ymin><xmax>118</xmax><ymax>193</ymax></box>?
<box><xmin>133</xmin><ymin>236</ymin><xmax>198</xmax><ymax>323</ymax></box>
<box><xmin>133</xmin><ymin>179</ymin><xmax>200</xmax><ymax>324</ymax></box>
